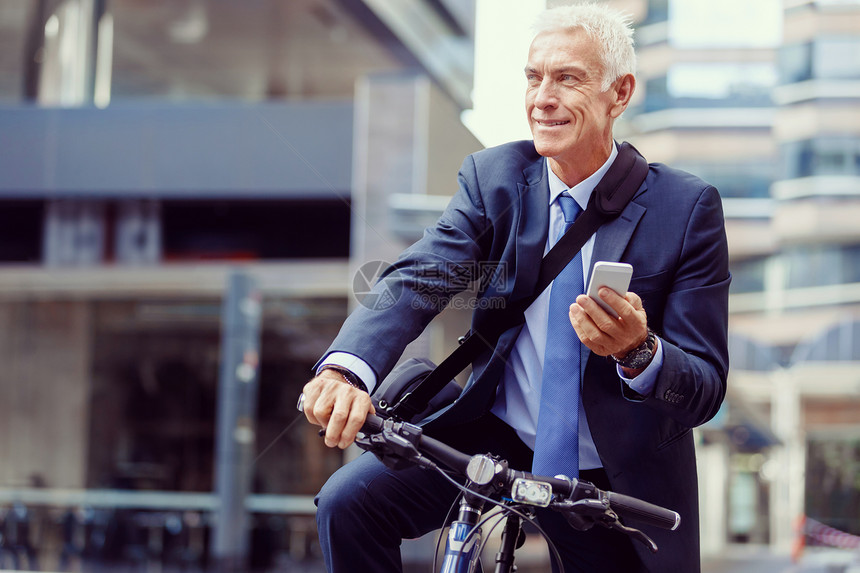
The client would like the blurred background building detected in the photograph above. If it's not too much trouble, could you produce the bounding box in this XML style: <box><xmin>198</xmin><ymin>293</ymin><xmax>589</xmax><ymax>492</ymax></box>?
<box><xmin>620</xmin><ymin>0</ymin><xmax>860</xmax><ymax>559</ymax></box>
<box><xmin>0</xmin><ymin>0</ymin><xmax>481</xmax><ymax>570</ymax></box>
<box><xmin>0</xmin><ymin>0</ymin><xmax>858</xmax><ymax>570</ymax></box>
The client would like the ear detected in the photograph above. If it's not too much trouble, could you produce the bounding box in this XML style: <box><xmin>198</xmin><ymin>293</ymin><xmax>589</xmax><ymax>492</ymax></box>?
<box><xmin>609</xmin><ymin>74</ymin><xmax>635</xmax><ymax>119</ymax></box>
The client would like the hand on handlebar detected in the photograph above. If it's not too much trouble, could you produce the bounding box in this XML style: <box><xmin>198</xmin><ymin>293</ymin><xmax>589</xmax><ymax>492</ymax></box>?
<box><xmin>301</xmin><ymin>370</ymin><xmax>375</xmax><ymax>449</ymax></box>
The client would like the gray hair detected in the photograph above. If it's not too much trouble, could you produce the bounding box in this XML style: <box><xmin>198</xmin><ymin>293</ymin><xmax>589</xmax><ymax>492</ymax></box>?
<box><xmin>532</xmin><ymin>3</ymin><xmax>637</xmax><ymax>91</ymax></box>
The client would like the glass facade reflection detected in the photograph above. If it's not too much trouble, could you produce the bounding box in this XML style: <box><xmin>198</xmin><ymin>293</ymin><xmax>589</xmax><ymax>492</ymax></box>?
<box><xmin>0</xmin><ymin>0</ymin><xmax>479</xmax><ymax>569</ymax></box>
<box><xmin>0</xmin><ymin>1</ymin><xmax>33</xmax><ymax>103</ymax></box>
<box><xmin>675</xmin><ymin>159</ymin><xmax>775</xmax><ymax>199</ymax></box>
<box><xmin>782</xmin><ymin>136</ymin><xmax>860</xmax><ymax>179</ymax></box>
<box><xmin>780</xmin><ymin>37</ymin><xmax>860</xmax><ymax>84</ymax></box>
<box><xmin>644</xmin><ymin>63</ymin><xmax>776</xmax><ymax>112</ymax></box>
<box><xmin>108</xmin><ymin>0</ymin><xmax>404</xmax><ymax>102</ymax></box>
<box><xmin>636</xmin><ymin>0</ymin><xmax>860</xmax><ymax>553</ymax></box>
<box><xmin>783</xmin><ymin>244</ymin><xmax>860</xmax><ymax>289</ymax></box>
<box><xmin>728</xmin><ymin>256</ymin><xmax>767</xmax><ymax>295</ymax></box>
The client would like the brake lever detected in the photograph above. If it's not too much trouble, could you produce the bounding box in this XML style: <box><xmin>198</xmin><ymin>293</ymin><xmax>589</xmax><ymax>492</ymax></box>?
<box><xmin>353</xmin><ymin>423</ymin><xmax>435</xmax><ymax>471</ymax></box>
<box><xmin>606</xmin><ymin>520</ymin><xmax>659</xmax><ymax>553</ymax></box>
<box><xmin>552</xmin><ymin>498</ymin><xmax>659</xmax><ymax>553</ymax></box>
<box><xmin>552</xmin><ymin>498</ymin><xmax>610</xmax><ymax>531</ymax></box>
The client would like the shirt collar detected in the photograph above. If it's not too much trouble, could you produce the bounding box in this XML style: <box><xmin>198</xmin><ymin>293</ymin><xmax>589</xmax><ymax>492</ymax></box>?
<box><xmin>546</xmin><ymin>142</ymin><xmax>619</xmax><ymax>211</ymax></box>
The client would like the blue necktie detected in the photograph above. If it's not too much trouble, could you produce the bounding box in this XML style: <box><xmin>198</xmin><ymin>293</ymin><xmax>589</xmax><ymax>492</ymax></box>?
<box><xmin>532</xmin><ymin>193</ymin><xmax>583</xmax><ymax>479</ymax></box>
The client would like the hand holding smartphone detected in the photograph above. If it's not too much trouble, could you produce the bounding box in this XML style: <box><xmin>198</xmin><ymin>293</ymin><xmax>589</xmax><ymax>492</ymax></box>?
<box><xmin>585</xmin><ymin>261</ymin><xmax>633</xmax><ymax>318</ymax></box>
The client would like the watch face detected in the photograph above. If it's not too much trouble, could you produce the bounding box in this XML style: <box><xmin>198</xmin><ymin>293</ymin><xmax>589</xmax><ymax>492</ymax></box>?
<box><xmin>624</xmin><ymin>348</ymin><xmax>653</xmax><ymax>369</ymax></box>
<box><xmin>616</xmin><ymin>331</ymin><xmax>656</xmax><ymax>369</ymax></box>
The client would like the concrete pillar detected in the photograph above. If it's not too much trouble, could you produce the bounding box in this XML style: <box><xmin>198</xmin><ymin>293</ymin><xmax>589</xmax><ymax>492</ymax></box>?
<box><xmin>349</xmin><ymin>74</ymin><xmax>436</xmax><ymax>376</ymax></box>
<box><xmin>349</xmin><ymin>74</ymin><xmax>481</xmax><ymax>367</ymax></box>
<box><xmin>346</xmin><ymin>69</ymin><xmax>480</xmax><ymax>562</ymax></box>
<box><xmin>36</xmin><ymin>0</ymin><xmax>108</xmax><ymax>106</ymax></box>
<box><xmin>0</xmin><ymin>301</ymin><xmax>92</xmax><ymax>489</ymax></box>
<box><xmin>351</xmin><ymin>74</ymin><xmax>425</xmax><ymax>266</ymax></box>
<box><xmin>211</xmin><ymin>272</ymin><xmax>263</xmax><ymax>570</ymax></box>
<box><xmin>697</xmin><ymin>436</ymin><xmax>730</xmax><ymax>557</ymax></box>
<box><xmin>770</xmin><ymin>368</ymin><xmax>805</xmax><ymax>551</ymax></box>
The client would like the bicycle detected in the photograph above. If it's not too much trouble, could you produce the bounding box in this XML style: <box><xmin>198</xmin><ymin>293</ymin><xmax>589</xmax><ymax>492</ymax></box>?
<box><xmin>349</xmin><ymin>413</ymin><xmax>681</xmax><ymax>573</ymax></box>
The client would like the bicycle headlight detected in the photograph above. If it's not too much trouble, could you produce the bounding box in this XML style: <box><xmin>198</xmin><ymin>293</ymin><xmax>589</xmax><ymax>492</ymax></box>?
<box><xmin>511</xmin><ymin>478</ymin><xmax>552</xmax><ymax>507</ymax></box>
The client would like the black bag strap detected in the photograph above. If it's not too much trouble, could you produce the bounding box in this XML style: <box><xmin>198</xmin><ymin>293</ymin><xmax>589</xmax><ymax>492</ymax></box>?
<box><xmin>387</xmin><ymin>142</ymin><xmax>650</xmax><ymax>422</ymax></box>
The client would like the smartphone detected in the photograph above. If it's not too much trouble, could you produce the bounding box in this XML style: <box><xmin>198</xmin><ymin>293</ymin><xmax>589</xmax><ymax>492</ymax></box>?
<box><xmin>586</xmin><ymin>261</ymin><xmax>633</xmax><ymax>318</ymax></box>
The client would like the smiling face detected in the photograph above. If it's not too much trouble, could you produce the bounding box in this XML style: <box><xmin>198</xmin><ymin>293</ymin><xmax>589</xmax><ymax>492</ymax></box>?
<box><xmin>525</xmin><ymin>28</ymin><xmax>634</xmax><ymax>187</ymax></box>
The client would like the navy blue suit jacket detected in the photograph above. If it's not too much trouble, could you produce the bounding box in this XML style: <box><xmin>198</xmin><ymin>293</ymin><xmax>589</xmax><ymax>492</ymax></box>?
<box><xmin>324</xmin><ymin>140</ymin><xmax>730</xmax><ymax>571</ymax></box>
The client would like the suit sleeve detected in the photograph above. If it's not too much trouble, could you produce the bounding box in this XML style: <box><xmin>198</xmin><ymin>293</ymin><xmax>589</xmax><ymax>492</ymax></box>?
<box><xmin>647</xmin><ymin>185</ymin><xmax>730</xmax><ymax>428</ymax></box>
<box><xmin>316</xmin><ymin>155</ymin><xmax>492</xmax><ymax>383</ymax></box>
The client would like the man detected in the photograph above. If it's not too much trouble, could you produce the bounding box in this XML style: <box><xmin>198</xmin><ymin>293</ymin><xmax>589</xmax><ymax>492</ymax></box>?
<box><xmin>301</xmin><ymin>4</ymin><xmax>729</xmax><ymax>572</ymax></box>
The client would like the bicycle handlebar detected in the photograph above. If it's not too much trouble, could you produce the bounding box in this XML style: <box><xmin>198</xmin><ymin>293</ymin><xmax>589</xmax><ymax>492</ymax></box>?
<box><xmin>604</xmin><ymin>491</ymin><xmax>680</xmax><ymax>531</ymax></box>
<box><xmin>359</xmin><ymin>413</ymin><xmax>680</xmax><ymax>532</ymax></box>
<box><xmin>360</xmin><ymin>411</ymin><xmax>473</xmax><ymax>472</ymax></box>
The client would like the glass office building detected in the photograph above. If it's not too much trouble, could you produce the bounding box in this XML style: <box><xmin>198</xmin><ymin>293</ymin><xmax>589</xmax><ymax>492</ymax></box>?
<box><xmin>0</xmin><ymin>1</ymin><xmax>479</xmax><ymax>569</ymax></box>
<box><xmin>629</xmin><ymin>0</ymin><xmax>860</xmax><ymax>555</ymax></box>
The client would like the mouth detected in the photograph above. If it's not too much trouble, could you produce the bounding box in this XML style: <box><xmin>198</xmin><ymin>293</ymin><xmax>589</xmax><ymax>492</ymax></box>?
<box><xmin>534</xmin><ymin>119</ymin><xmax>570</xmax><ymax>127</ymax></box>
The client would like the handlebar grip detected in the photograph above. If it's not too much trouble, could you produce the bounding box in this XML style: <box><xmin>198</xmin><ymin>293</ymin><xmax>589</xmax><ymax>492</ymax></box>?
<box><xmin>360</xmin><ymin>413</ymin><xmax>472</xmax><ymax>472</ymax></box>
<box><xmin>362</xmin><ymin>412</ymin><xmax>386</xmax><ymax>433</ymax></box>
<box><xmin>605</xmin><ymin>491</ymin><xmax>680</xmax><ymax>531</ymax></box>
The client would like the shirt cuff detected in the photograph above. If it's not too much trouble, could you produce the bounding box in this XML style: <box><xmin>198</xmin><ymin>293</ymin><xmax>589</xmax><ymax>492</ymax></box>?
<box><xmin>317</xmin><ymin>352</ymin><xmax>378</xmax><ymax>393</ymax></box>
<box><xmin>617</xmin><ymin>337</ymin><xmax>664</xmax><ymax>399</ymax></box>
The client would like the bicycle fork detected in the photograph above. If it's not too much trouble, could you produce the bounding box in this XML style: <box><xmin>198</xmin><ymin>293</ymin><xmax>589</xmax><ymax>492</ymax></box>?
<box><xmin>493</xmin><ymin>513</ymin><xmax>522</xmax><ymax>573</ymax></box>
<box><xmin>441</xmin><ymin>493</ymin><xmax>484</xmax><ymax>573</ymax></box>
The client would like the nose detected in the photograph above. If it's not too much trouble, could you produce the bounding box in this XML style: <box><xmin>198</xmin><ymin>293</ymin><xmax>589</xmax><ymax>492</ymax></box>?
<box><xmin>533</xmin><ymin>78</ymin><xmax>557</xmax><ymax>110</ymax></box>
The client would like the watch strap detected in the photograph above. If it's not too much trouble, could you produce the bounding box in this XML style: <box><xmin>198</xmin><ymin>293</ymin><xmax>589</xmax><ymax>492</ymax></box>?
<box><xmin>611</xmin><ymin>329</ymin><xmax>657</xmax><ymax>370</ymax></box>
<box><xmin>318</xmin><ymin>365</ymin><xmax>368</xmax><ymax>393</ymax></box>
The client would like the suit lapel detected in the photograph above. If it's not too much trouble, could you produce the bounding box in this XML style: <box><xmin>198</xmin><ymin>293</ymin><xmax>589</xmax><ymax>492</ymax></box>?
<box><xmin>512</xmin><ymin>157</ymin><xmax>550</xmax><ymax>302</ymax></box>
<box><xmin>588</xmin><ymin>183</ymin><xmax>647</xmax><ymax>285</ymax></box>
<box><xmin>584</xmin><ymin>180</ymin><xmax>647</xmax><ymax>374</ymax></box>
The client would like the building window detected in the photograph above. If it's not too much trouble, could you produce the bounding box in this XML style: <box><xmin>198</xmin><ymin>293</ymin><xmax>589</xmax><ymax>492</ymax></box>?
<box><xmin>108</xmin><ymin>0</ymin><xmax>405</xmax><ymax>102</ymax></box>
<box><xmin>643</xmin><ymin>0</ymin><xmax>669</xmax><ymax>25</ymax></box>
<box><xmin>781</xmin><ymin>38</ymin><xmax>860</xmax><ymax>85</ymax></box>
<box><xmin>814</xmin><ymin>37</ymin><xmax>860</xmax><ymax>81</ymax></box>
<box><xmin>643</xmin><ymin>63</ymin><xmax>776</xmax><ymax>112</ymax></box>
<box><xmin>782</xmin><ymin>137</ymin><xmax>860</xmax><ymax>179</ymax></box>
<box><xmin>782</xmin><ymin>244</ymin><xmax>860</xmax><ymax>290</ymax></box>
<box><xmin>806</xmin><ymin>435</ymin><xmax>860</xmax><ymax>536</ymax></box>
<box><xmin>779</xmin><ymin>43</ymin><xmax>813</xmax><ymax>84</ymax></box>
<box><xmin>643</xmin><ymin>75</ymin><xmax>669</xmax><ymax>113</ymax></box>
<box><xmin>730</xmin><ymin>257</ymin><xmax>767</xmax><ymax>294</ymax></box>
<box><xmin>667</xmin><ymin>0</ymin><xmax>781</xmax><ymax>49</ymax></box>
<box><xmin>86</xmin><ymin>296</ymin><xmax>348</xmax><ymax>494</ymax></box>
<box><xmin>784</xmin><ymin>246</ymin><xmax>839</xmax><ymax>289</ymax></box>
<box><xmin>0</xmin><ymin>2</ymin><xmax>33</xmax><ymax>103</ymax></box>
<box><xmin>161</xmin><ymin>199</ymin><xmax>351</xmax><ymax>261</ymax></box>
<box><xmin>846</xmin><ymin>244</ymin><xmax>860</xmax><ymax>284</ymax></box>
<box><xmin>0</xmin><ymin>200</ymin><xmax>43</xmax><ymax>263</ymax></box>
<box><xmin>675</xmin><ymin>160</ymin><xmax>775</xmax><ymax>199</ymax></box>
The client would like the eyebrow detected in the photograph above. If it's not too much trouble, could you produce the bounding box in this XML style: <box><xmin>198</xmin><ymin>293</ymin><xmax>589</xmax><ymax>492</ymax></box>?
<box><xmin>524</xmin><ymin>65</ymin><xmax>588</xmax><ymax>76</ymax></box>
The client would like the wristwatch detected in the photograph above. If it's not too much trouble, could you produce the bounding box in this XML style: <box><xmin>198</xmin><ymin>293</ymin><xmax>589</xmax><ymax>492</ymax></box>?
<box><xmin>611</xmin><ymin>329</ymin><xmax>657</xmax><ymax>370</ymax></box>
<box><xmin>318</xmin><ymin>365</ymin><xmax>368</xmax><ymax>393</ymax></box>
